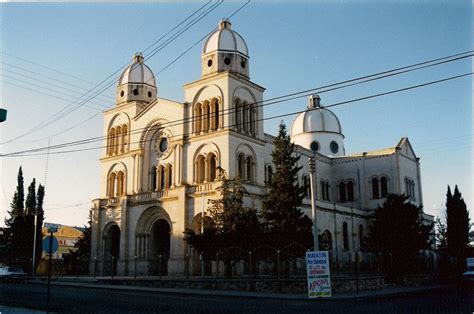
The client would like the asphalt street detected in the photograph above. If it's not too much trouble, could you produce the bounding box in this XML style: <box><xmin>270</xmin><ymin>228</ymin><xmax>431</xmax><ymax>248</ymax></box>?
<box><xmin>0</xmin><ymin>283</ymin><xmax>472</xmax><ymax>313</ymax></box>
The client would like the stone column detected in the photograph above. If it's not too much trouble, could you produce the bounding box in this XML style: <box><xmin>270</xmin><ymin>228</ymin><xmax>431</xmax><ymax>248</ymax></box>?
<box><xmin>137</xmin><ymin>154</ymin><xmax>143</xmax><ymax>192</ymax></box>
<box><xmin>204</xmin><ymin>157</ymin><xmax>209</xmax><ymax>183</ymax></box>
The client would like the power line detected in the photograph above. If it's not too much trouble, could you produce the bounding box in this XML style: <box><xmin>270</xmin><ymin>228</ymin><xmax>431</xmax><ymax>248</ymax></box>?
<box><xmin>3</xmin><ymin>71</ymin><xmax>471</xmax><ymax>157</ymax></box>
<box><xmin>0</xmin><ymin>62</ymin><xmax>114</xmax><ymax>103</ymax></box>
<box><xmin>0</xmin><ymin>72</ymin><xmax>109</xmax><ymax>110</ymax></box>
<box><xmin>0</xmin><ymin>1</ymin><xmax>224</xmax><ymax>145</ymax></box>
<box><xmin>26</xmin><ymin>0</ymin><xmax>224</xmax><ymax>138</ymax></box>
<box><xmin>3</xmin><ymin>51</ymin><xmax>471</xmax><ymax>155</ymax></box>
<box><xmin>6</xmin><ymin>0</ymin><xmax>249</xmax><ymax>144</ymax></box>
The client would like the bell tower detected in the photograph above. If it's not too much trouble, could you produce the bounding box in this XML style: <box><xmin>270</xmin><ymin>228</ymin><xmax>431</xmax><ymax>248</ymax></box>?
<box><xmin>201</xmin><ymin>19</ymin><xmax>250</xmax><ymax>78</ymax></box>
<box><xmin>116</xmin><ymin>52</ymin><xmax>157</xmax><ymax>106</ymax></box>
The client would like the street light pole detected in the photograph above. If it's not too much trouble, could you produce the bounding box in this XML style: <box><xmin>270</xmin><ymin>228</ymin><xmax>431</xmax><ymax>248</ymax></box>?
<box><xmin>32</xmin><ymin>212</ymin><xmax>38</xmax><ymax>276</ymax></box>
<box><xmin>309</xmin><ymin>155</ymin><xmax>319</xmax><ymax>251</ymax></box>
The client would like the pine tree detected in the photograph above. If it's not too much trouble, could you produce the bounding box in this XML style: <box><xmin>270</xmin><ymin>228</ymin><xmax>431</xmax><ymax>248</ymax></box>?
<box><xmin>185</xmin><ymin>178</ymin><xmax>262</xmax><ymax>257</ymax></box>
<box><xmin>445</xmin><ymin>185</ymin><xmax>470</xmax><ymax>273</ymax></box>
<box><xmin>5</xmin><ymin>167</ymin><xmax>25</xmax><ymax>227</ymax></box>
<box><xmin>35</xmin><ymin>184</ymin><xmax>45</xmax><ymax>264</ymax></box>
<box><xmin>261</xmin><ymin>122</ymin><xmax>312</xmax><ymax>246</ymax></box>
<box><xmin>366</xmin><ymin>194</ymin><xmax>433</xmax><ymax>276</ymax></box>
<box><xmin>25</xmin><ymin>178</ymin><xmax>36</xmax><ymax>216</ymax></box>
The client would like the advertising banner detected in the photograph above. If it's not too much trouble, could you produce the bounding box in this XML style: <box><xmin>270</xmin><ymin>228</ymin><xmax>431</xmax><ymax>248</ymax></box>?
<box><xmin>306</xmin><ymin>251</ymin><xmax>332</xmax><ymax>298</ymax></box>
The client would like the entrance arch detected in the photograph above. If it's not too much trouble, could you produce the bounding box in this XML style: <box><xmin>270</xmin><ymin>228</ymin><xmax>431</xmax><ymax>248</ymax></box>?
<box><xmin>135</xmin><ymin>206</ymin><xmax>172</xmax><ymax>276</ymax></box>
<box><xmin>149</xmin><ymin>219</ymin><xmax>171</xmax><ymax>276</ymax></box>
<box><xmin>103</xmin><ymin>223</ymin><xmax>120</xmax><ymax>275</ymax></box>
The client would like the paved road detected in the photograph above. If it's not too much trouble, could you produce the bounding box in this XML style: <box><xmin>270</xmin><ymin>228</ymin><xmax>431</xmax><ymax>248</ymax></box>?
<box><xmin>0</xmin><ymin>283</ymin><xmax>472</xmax><ymax>313</ymax></box>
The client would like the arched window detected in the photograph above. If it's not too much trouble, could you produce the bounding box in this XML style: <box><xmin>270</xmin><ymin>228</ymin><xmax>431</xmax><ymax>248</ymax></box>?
<box><xmin>347</xmin><ymin>181</ymin><xmax>354</xmax><ymax>201</ymax></box>
<box><xmin>246</xmin><ymin>156</ymin><xmax>253</xmax><ymax>182</ymax></box>
<box><xmin>237</xmin><ymin>154</ymin><xmax>245</xmax><ymax>179</ymax></box>
<box><xmin>235</xmin><ymin>99</ymin><xmax>241</xmax><ymax>131</ymax></box>
<box><xmin>208</xmin><ymin>153</ymin><xmax>217</xmax><ymax>181</ymax></box>
<box><xmin>196</xmin><ymin>156</ymin><xmax>205</xmax><ymax>183</ymax></box>
<box><xmin>159</xmin><ymin>166</ymin><xmax>165</xmax><ymax>190</ymax></box>
<box><xmin>359</xmin><ymin>224</ymin><xmax>364</xmax><ymax>249</ymax></box>
<box><xmin>405</xmin><ymin>178</ymin><xmax>415</xmax><ymax>201</ymax></box>
<box><xmin>249</xmin><ymin>106</ymin><xmax>256</xmax><ymax>136</ymax></box>
<box><xmin>108</xmin><ymin>128</ymin><xmax>115</xmax><ymax>155</ymax></box>
<box><xmin>151</xmin><ymin>166</ymin><xmax>157</xmax><ymax>191</ymax></box>
<box><xmin>115</xmin><ymin>126</ymin><xmax>121</xmax><ymax>155</ymax></box>
<box><xmin>266</xmin><ymin>165</ymin><xmax>273</xmax><ymax>185</ymax></box>
<box><xmin>339</xmin><ymin>182</ymin><xmax>346</xmax><ymax>202</ymax></box>
<box><xmin>372</xmin><ymin>177</ymin><xmax>379</xmax><ymax>199</ymax></box>
<box><xmin>194</xmin><ymin>103</ymin><xmax>202</xmax><ymax>134</ymax></box>
<box><xmin>116</xmin><ymin>171</ymin><xmax>125</xmax><ymax>196</ymax></box>
<box><xmin>242</xmin><ymin>102</ymin><xmax>248</xmax><ymax>133</ymax></box>
<box><xmin>320</xmin><ymin>181</ymin><xmax>325</xmax><ymax>200</ymax></box>
<box><xmin>320</xmin><ymin>230</ymin><xmax>332</xmax><ymax>250</ymax></box>
<box><xmin>166</xmin><ymin>164</ymin><xmax>173</xmax><ymax>188</ymax></box>
<box><xmin>343</xmin><ymin>221</ymin><xmax>349</xmax><ymax>250</ymax></box>
<box><xmin>211</xmin><ymin>99</ymin><xmax>219</xmax><ymax>130</ymax></box>
<box><xmin>380</xmin><ymin>176</ymin><xmax>388</xmax><ymax>197</ymax></box>
<box><xmin>121</xmin><ymin>124</ymin><xmax>128</xmax><ymax>153</ymax></box>
<box><xmin>326</xmin><ymin>182</ymin><xmax>331</xmax><ymax>201</ymax></box>
<box><xmin>108</xmin><ymin>172</ymin><xmax>116</xmax><ymax>197</ymax></box>
<box><xmin>202</xmin><ymin>101</ymin><xmax>210</xmax><ymax>132</ymax></box>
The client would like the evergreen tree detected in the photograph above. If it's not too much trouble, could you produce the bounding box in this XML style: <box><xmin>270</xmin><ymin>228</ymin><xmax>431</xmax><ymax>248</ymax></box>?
<box><xmin>185</xmin><ymin>178</ymin><xmax>262</xmax><ymax>258</ymax></box>
<box><xmin>5</xmin><ymin>167</ymin><xmax>25</xmax><ymax>227</ymax></box>
<box><xmin>35</xmin><ymin>184</ymin><xmax>45</xmax><ymax>264</ymax></box>
<box><xmin>261</xmin><ymin>122</ymin><xmax>312</xmax><ymax>249</ymax></box>
<box><xmin>445</xmin><ymin>185</ymin><xmax>470</xmax><ymax>273</ymax></box>
<box><xmin>435</xmin><ymin>216</ymin><xmax>447</xmax><ymax>255</ymax></box>
<box><xmin>366</xmin><ymin>194</ymin><xmax>433</xmax><ymax>276</ymax></box>
<box><xmin>25</xmin><ymin>178</ymin><xmax>36</xmax><ymax>216</ymax></box>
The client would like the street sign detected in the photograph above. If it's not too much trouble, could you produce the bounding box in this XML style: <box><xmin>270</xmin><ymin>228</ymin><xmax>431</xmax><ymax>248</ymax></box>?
<box><xmin>44</xmin><ymin>223</ymin><xmax>61</xmax><ymax>233</ymax></box>
<box><xmin>43</xmin><ymin>236</ymin><xmax>59</xmax><ymax>254</ymax></box>
<box><xmin>306</xmin><ymin>251</ymin><xmax>332</xmax><ymax>298</ymax></box>
<box><xmin>44</xmin><ymin>223</ymin><xmax>61</xmax><ymax>229</ymax></box>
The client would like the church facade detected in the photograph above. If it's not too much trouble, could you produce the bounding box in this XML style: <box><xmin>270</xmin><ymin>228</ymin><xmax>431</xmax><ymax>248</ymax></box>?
<box><xmin>90</xmin><ymin>20</ymin><xmax>430</xmax><ymax>276</ymax></box>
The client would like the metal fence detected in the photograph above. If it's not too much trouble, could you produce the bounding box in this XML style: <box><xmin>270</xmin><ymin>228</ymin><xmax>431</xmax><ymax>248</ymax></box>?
<box><xmin>2</xmin><ymin>249</ymin><xmax>437</xmax><ymax>279</ymax></box>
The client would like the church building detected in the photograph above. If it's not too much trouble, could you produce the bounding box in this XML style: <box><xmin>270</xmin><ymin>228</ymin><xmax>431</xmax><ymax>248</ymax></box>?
<box><xmin>90</xmin><ymin>19</ymin><xmax>430</xmax><ymax>276</ymax></box>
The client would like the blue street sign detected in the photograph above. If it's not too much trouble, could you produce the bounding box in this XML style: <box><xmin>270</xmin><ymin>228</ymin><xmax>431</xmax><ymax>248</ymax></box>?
<box><xmin>43</xmin><ymin>236</ymin><xmax>59</xmax><ymax>254</ymax></box>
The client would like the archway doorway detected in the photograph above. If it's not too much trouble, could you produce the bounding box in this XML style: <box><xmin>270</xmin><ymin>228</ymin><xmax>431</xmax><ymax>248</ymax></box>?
<box><xmin>149</xmin><ymin>219</ymin><xmax>171</xmax><ymax>276</ymax></box>
<box><xmin>103</xmin><ymin>224</ymin><xmax>120</xmax><ymax>275</ymax></box>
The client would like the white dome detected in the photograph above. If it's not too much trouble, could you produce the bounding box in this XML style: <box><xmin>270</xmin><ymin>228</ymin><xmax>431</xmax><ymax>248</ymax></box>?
<box><xmin>203</xmin><ymin>20</ymin><xmax>248</xmax><ymax>57</ymax></box>
<box><xmin>118</xmin><ymin>53</ymin><xmax>156</xmax><ymax>87</ymax></box>
<box><xmin>291</xmin><ymin>95</ymin><xmax>343</xmax><ymax>136</ymax></box>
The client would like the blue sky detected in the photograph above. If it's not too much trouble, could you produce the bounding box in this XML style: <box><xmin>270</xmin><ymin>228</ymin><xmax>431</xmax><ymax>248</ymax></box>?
<box><xmin>0</xmin><ymin>1</ymin><xmax>471</xmax><ymax>227</ymax></box>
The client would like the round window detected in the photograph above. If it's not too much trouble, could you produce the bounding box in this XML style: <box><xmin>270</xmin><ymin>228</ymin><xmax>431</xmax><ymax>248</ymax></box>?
<box><xmin>330</xmin><ymin>141</ymin><xmax>339</xmax><ymax>154</ymax></box>
<box><xmin>148</xmin><ymin>91</ymin><xmax>152</xmax><ymax>98</ymax></box>
<box><xmin>224</xmin><ymin>57</ymin><xmax>231</xmax><ymax>65</ymax></box>
<box><xmin>310</xmin><ymin>141</ymin><xmax>319</xmax><ymax>153</ymax></box>
<box><xmin>133</xmin><ymin>89</ymin><xmax>139</xmax><ymax>95</ymax></box>
<box><xmin>159</xmin><ymin>138</ymin><xmax>168</xmax><ymax>153</ymax></box>
<box><xmin>241</xmin><ymin>60</ymin><xmax>246</xmax><ymax>69</ymax></box>
<box><xmin>207</xmin><ymin>59</ymin><xmax>213</xmax><ymax>67</ymax></box>
<box><xmin>120</xmin><ymin>90</ymin><xmax>124</xmax><ymax>97</ymax></box>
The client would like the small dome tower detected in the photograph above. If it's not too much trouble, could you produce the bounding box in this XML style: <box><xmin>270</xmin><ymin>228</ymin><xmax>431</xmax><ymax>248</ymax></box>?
<box><xmin>291</xmin><ymin>95</ymin><xmax>345</xmax><ymax>156</ymax></box>
<box><xmin>116</xmin><ymin>52</ymin><xmax>157</xmax><ymax>105</ymax></box>
<box><xmin>202</xmin><ymin>19</ymin><xmax>249</xmax><ymax>78</ymax></box>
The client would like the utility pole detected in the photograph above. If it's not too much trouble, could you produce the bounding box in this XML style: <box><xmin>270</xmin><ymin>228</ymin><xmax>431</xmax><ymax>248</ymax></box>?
<box><xmin>309</xmin><ymin>147</ymin><xmax>319</xmax><ymax>251</ymax></box>
<box><xmin>309</xmin><ymin>142</ymin><xmax>319</xmax><ymax>251</ymax></box>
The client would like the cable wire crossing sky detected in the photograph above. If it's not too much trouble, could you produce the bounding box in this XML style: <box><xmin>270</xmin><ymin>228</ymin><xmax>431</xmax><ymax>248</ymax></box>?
<box><xmin>0</xmin><ymin>1</ymin><xmax>471</xmax><ymax>228</ymax></box>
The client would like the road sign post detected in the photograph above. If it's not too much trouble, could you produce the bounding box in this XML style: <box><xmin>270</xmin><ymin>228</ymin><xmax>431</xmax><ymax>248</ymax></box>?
<box><xmin>45</xmin><ymin>224</ymin><xmax>59</xmax><ymax>312</ymax></box>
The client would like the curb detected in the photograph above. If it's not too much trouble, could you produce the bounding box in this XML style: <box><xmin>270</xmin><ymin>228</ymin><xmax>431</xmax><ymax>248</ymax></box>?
<box><xmin>26</xmin><ymin>280</ymin><xmax>454</xmax><ymax>301</ymax></box>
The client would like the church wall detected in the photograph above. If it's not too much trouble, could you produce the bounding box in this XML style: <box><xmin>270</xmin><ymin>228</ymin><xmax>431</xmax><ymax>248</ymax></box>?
<box><xmin>397</xmin><ymin>151</ymin><xmax>422</xmax><ymax>206</ymax></box>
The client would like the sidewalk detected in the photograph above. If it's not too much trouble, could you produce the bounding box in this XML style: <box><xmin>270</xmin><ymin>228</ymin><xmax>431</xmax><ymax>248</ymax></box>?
<box><xmin>28</xmin><ymin>278</ymin><xmax>453</xmax><ymax>301</ymax></box>
<box><xmin>0</xmin><ymin>305</ymin><xmax>45</xmax><ymax>313</ymax></box>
